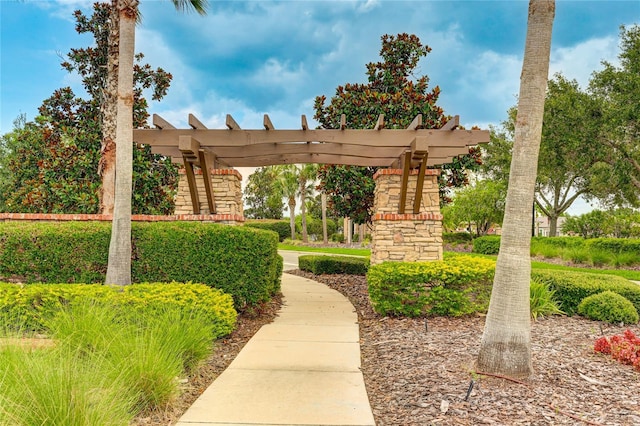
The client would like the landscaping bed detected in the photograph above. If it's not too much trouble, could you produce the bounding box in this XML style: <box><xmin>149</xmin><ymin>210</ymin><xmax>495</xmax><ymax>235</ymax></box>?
<box><xmin>291</xmin><ymin>270</ymin><xmax>640</xmax><ymax>426</ymax></box>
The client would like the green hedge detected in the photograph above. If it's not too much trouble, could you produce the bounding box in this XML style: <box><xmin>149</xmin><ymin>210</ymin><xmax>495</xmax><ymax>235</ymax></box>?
<box><xmin>577</xmin><ymin>290</ymin><xmax>639</xmax><ymax>324</ymax></box>
<box><xmin>443</xmin><ymin>232</ymin><xmax>473</xmax><ymax>244</ymax></box>
<box><xmin>0</xmin><ymin>222</ymin><xmax>281</xmax><ymax>310</ymax></box>
<box><xmin>472</xmin><ymin>235</ymin><xmax>501</xmax><ymax>254</ymax></box>
<box><xmin>244</xmin><ymin>219</ymin><xmax>291</xmax><ymax>242</ymax></box>
<box><xmin>0</xmin><ymin>282</ymin><xmax>237</xmax><ymax>335</ymax></box>
<box><xmin>585</xmin><ymin>238</ymin><xmax>640</xmax><ymax>254</ymax></box>
<box><xmin>531</xmin><ymin>236</ymin><xmax>585</xmax><ymax>248</ymax></box>
<box><xmin>367</xmin><ymin>256</ymin><xmax>495</xmax><ymax>317</ymax></box>
<box><xmin>298</xmin><ymin>255</ymin><xmax>369</xmax><ymax>275</ymax></box>
<box><xmin>531</xmin><ymin>269</ymin><xmax>640</xmax><ymax>315</ymax></box>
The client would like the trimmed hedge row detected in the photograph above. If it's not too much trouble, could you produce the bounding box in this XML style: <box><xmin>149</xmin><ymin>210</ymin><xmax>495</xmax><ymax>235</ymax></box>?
<box><xmin>244</xmin><ymin>219</ymin><xmax>291</xmax><ymax>242</ymax></box>
<box><xmin>0</xmin><ymin>222</ymin><xmax>282</xmax><ymax>310</ymax></box>
<box><xmin>443</xmin><ymin>232</ymin><xmax>474</xmax><ymax>244</ymax></box>
<box><xmin>298</xmin><ymin>255</ymin><xmax>369</xmax><ymax>275</ymax></box>
<box><xmin>472</xmin><ymin>235</ymin><xmax>501</xmax><ymax>254</ymax></box>
<box><xmin>474</xmin><ymin>235</ymin><xmax>640</xmax><ymax>256</ymax></box>
<box><xmin>0</xmin><ymin>282</ymin><xmax>237</xmax><ymax>335</ymax></box>
<box><xmin>531</xmin><ymin>269</ymin><xmax>640</xmax><ymax>315</ymax></box>
<box><xmin>367</xmin><ymin>256</ymin><xmax>496</xmax><ymax>317</ymax></box>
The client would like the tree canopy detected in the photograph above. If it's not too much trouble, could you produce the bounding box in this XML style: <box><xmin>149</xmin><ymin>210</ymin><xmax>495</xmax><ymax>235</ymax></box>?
<box><xmin>314</xmin><ymin>33</ymin><xmax>480</xmax><ymax>224</ymax></box>
<box><xmin>0</xmin><ymin>3</ymin><xmax>178</xmax><ymax>215</ymax></box>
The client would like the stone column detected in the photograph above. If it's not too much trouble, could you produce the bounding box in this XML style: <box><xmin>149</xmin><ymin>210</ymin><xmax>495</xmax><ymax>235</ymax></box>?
<box><xmin>174</xmin><ymin>168</ymin><xmax>244</xmax><ymax>224</ymax></box>
<box><xmin>370</xmin><ymin>169</ymin><xmax>443</xmax><ymax>264</ymax></box>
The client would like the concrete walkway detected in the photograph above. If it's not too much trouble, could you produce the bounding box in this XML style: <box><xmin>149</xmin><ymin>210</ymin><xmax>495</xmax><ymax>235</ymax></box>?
<box><xmin>175</xmin><ymin>273</ymin><xmax>375</xmax><ymax>426</ymax></box>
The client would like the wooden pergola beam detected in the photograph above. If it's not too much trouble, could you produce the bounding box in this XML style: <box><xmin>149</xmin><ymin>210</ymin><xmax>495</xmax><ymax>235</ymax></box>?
<box><xmin>153</xmin><ymin>114</ymin><xmax>176</xmax><ymax>129</ymax></box>
<box><xmin>441</xmin><ymin>115</ymin><xmax>460</xmax><ymax>131</ymax></box>
<box><xmin>198</xmin><ymin>150</ymin><xmax>216</xmax><ymax>213</ymax></box>
<box><xmin>301</xmin><ymin>115</ymin><xmax>309</xmax><ymax>131</ymax></box>
<box><xmin>179</xmin><ymin>135</ymin><xmax>200</xmax><ymax>214</ymax></box>
<box><xmin>399</xmin><ymin>150</ymin><xmax>412</xmax><ymax>214</ymax></box>
<box><xmin>189</xmin><ymin>113</ymin><xmax>207</xmax><ymax>130</ymax></box>
<box><xmin>407</xmin><ymin>114</ymin><xmax>422</xmax><ymax>130</ymax></box>
<box><xmin>226</xmin><ymin>114</ymin><xmax>241</xmax><ymax>130</ymax></box>
<box><xmin>340</xmin><ymin>114</ymin><xmax>347</xmax><ymax>130</ymax></box>
<box><xmin>374</xmin><ymin>114</ymin><xmax>384</xmax><ymax>130</ymax></box>
<box><xmin>263</xmin><ymin>114</ymin><xmax>275</xmax><ymax>130</ymax></box>
<box><xmin>413</xmin><ymin>152</ymin><xmax>429</xmax><ymax>214</ymax></box>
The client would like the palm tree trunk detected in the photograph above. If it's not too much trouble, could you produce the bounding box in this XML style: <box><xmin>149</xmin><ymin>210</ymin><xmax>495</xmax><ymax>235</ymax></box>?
<box><xmin>300</xmin><ymin>177</ymin><xmax>309</xmax><ymax>243</ymax></box>
<box><xmin>99</xmin><ymin>3</ymin><xmax>119</xmax><ymax>214</ymax></box>
<box><xmin>321</xmin><ymin>192</ymin><xmax>328</xmax><ymax>244</ymax></box>
<box><xmin>288</xmin><ymin>199</ymin><xmax>296</xmax><ymax>241</ymax></box>
<box><xmin>477</xmin><ymin>0</ymin><xmax>555</xmax><ymax>377</ymax></box>
<box><xmin>105</xmin><ymin>0</ymin><xmax>137</xmax><ymax>285</ymax></box>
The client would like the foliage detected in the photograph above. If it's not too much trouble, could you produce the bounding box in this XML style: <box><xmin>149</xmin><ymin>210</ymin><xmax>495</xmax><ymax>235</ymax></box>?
<box><xmin>482</xmin><ymin>74</ymin><xmax>605</xmax><ymax>236</ymax></box>
<box><xmin>530</xmin><ymin>278</ymin><xmax>564</xmax><ymax>320</ymax></box>
<box><xmin>472</xmin><ymin>235</ymin><xmax>501</xmax><ymax>254</ymax></box>
<box><xmin>315</xmin><ymin>33</ymin><xmax>480</xmax><ymax>223</ymax></box>
<box><xmin>0</xmin><ymin>221</ymin><xmax>281</xmax><ymax>310</ymax></box>
<box><xmin>442</xmin><ymin>232</ymin><xmax>474</xmax><ymax>244</ymax></box>
<box><xmin>577</xmin><ymin>291</ymin><xmax>639</xmax><ymax>324</ymax></box>
<box><xmin>298</xmin><ymin>255</ymin><xmax>369</xmax><ymax>275</ymax></box>
<box><xmin>443</xmin><ymin>180</ymin><xmax>506</xmax><ymax>236</ymax></box>
<box><xmin>0</xmin><ymin>4</ymin><xmax>178</xmax><ymax>215</ymax></box>
<box><xmin>243</xmin><ymin>166</ymin><xmax>284</xmax><ymax>219</ymax></box>
<box><xmin>594</xmin><ymin>329</ymin><xmax>640</xmax><ymax>371</ymax></box>
<box><xmin>0</xmin><ymin>281</ymin><xmax>237</xmax><ymax>336</ymax></box>
<box><xmin>589</xmin><ymin>25</ymin><xmax>640</xmax><ymax>206</ymax></box>
<box><xmin>531</xmin><ymin>269</ymin><xmax>640</xmax><ymax>315</ymax></box>
<box><xmin>244</xmin><ymin>219</ymin><xmax>291</xmax><ymax>242</ymax></box>
<box><xmin>562</xmin><ymin>209</ymin><xmax>640</xmax><ymax>238</ymax></box>
<box><xmin>367</xmin><ymin>255</ymin><xmax>495</xmax><ymax>317</ymax></box>
<box><xmin>295</xmin><ymin>214</ymin><xmax>337</xmax><ymax>240</ymax></box>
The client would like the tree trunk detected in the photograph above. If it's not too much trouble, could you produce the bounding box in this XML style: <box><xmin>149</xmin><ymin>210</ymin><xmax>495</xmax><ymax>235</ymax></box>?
<box><xmin>300</xmin><ymin>177</ymin><xmax>308</xmax><ymax>243</ymax></box>
<box><xmin>549</xmin><ymin>215</ymin><xmax>558</xmax><ymax>237</ymax></box>
<box><xmin>477</xmin><ymin>0</ymin><xmax>554</xmax><ymax>377</ymax></box>
<box><xmin>288</xmin><ymin>199</ymin><xmax>296</xmax><ymax>241</ymax></box>
<box><xmin>105</xmin><ymin>0</ymin><xmax>137</xmax><ymax>285</ymax></box>
<box><xmin>321</xmin><ymin>192</ymin><xmax>328</xmax><ymax>244</ymax></box>
<box><xmin>99</xmin><ymin>3</ymin><xmax>120</xmax><ymax>214</ymax></box>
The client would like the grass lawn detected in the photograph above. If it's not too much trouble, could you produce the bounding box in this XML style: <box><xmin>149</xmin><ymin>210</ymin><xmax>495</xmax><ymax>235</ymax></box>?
<box><xmin>280</xmin><ymin>244</ymin><xmax>640</xmax><ymax>281</ymax></box>
<box><xmin>277</xmin><ymin>243</ymin><xmax>370</xmax><ymax>257</ymax></box>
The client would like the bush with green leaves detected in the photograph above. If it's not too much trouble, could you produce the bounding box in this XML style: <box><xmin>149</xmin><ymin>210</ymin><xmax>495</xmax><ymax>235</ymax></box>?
<box><xmin>298</xmin><ymin>255</ymin><xmax>369</xmax><ymax>275</ymax></box>
<box><xmin>0</xmin><ymin>221</ymin><xmax>281</xmax><ymax>309</ymax></box>
<box><xmin>472</xmin><ymin>235</ymin><xmax>501</xmax><ymax>254</ymax></box>
<box><xmin>0</xmin><ymin>282</ymin><xmax>237</xmax><ymax>336</ymax></box>
<box><xmin>443</xmin><ymin>232</ymin><xmax>473</xmax><ymax>244</ymax></box>
<box><xmin>367</xmin><ymin>255</ymin><xmax>495</xmax><ymax>317</ymax></box>
<box><xmin>531</xmin><ymin>269</ymin><xmax>640</xmax><ymax>315</ymax></box>
<box><xmin>577</xmin><ymin>291</ymin><xmax>639</xmax><ymax>324</ymax></box>
<box><xmin>244</xmin><ymin>219</ymin><xmax>291</xmax><ymax>242</ymax></box>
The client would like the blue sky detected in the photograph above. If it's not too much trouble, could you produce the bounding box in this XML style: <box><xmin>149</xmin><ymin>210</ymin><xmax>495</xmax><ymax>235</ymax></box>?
<box><xmin>1</xmin><ymin>0</ymin><xmax>639</xmax><ymax>213</ymax></box>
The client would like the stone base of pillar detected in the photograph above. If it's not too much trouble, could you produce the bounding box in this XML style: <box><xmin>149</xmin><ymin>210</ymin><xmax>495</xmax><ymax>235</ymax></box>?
<box><xmin>174</xmin><ymin>168</ymin><xmax>244</xmax><ymax>223</ymax></box>
<box><xmin>371</xmin><ymin>169</ymin><xmax>443</xmax><ymax>264</ymax></box>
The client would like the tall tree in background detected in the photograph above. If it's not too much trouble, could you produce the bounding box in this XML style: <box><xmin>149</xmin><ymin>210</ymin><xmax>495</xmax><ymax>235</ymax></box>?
<box><xmin>314</xmin><ymin>33</ymin><xmax>480</xmax><ymax>224</ymax></box>
<box><xmin>477</xmin><ymin>0</ymin><xmax>555</xmax><ymax>376</ymax></box>
<box><xmin>483</xmin><ymin>74</ymin><xmax>604</xmax><ymax>236</ymax></box>
<box><xmin>0</xmin><ymin>3</ymin><xmax>178</xmax><ymax>215</ymax></box>
<box><xmin>105</xmin><ymin>0</ymin><xmax>207</xmax><ymax>286</ymax></box>
<box><xmin>298</xmin><ymin>164</ymin><xmax>318</xmax><ymax>243</ymax></box>
<box><xmin>590</xmin><ymin>25</ymin><xmax>640</xmax><ymax>206</ymax></box>
<box><xmin>275</xmin><ymin>165</ymin><xmax>300</xmax><ymax>240</ymax></box>
<box><xmin>243</xmin><ymin>166</ymin><xmax>284</xmax><ymax>219</ymax></box>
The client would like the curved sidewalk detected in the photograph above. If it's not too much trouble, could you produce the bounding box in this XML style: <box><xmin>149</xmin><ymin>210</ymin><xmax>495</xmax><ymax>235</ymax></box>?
<box><xmin>176</xmin><ymin>273</ymin><xmax>376</xmax><ymax>426</ymax></box>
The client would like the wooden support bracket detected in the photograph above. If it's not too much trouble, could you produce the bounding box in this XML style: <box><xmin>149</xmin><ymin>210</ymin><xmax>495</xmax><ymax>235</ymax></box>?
<box><xmin>226</xmin><ymin>114</ymin><xmax>241</xmax><ymax>130</ymax></box>
<box><xmin>180</xmin><ymin>136</ymin><xmax>201</xmax><ymax>214</ymax></box>
<box><xmin>340</xmin><ymin>114</ymin><xmax>347</xmax><ymax>130</ymax></box>
<box><xmin>189</xmin><ymin>114</ymin><xmax>207</xmax><ymax>130</ymax></box>
<box><xmin>441</xmin><ymin>115</ymin><xmax>460</xmax><ymax>131</ymax></box>
<box><xmin>413</xmin><ymin>151</ymin><xmax>429</xmax><ymax>214</ymax></box>
<box><xmin>263</xmin><ymin>114</ymin><xmax>275</xmax><ymax>130</ymax></box>
<box><xmin>301</xmin><ymin>115</ymin><xmax>309</xmax><ymax>131</ymax></box>
<box><xmin>153</xmin><ymin>114</ymin><xmax>176</xmax><ymax>129</ymax></box>
<box><xmin>198</xmin><ymin>150</ymin><xmax>216</xmax><ymax>214</ymax></box>
<box><xmin>374</xmin><ymin>114</ymin><xmax>385</xmax><ymax>130</ymax></box>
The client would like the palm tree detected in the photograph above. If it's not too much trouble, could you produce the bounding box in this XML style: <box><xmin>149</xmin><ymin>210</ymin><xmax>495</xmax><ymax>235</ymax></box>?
<box><xmin>476</xmin><ymin>0</ymin><xmax>555</xmax><ymax>376</ymax></box>
<box><xmin>275</xmin><ymin>165</ymin><xmax>300</xmax><ymax>241</ymax></box>
<box><xmin>105</xmin><ymin>0</ymin><xmax>207</xmax><ymax>285</ymax></box>
<box><xmin>298</xmin><ymin>164</ymin><xmax>318</xmax><ymax>243</ymax></box>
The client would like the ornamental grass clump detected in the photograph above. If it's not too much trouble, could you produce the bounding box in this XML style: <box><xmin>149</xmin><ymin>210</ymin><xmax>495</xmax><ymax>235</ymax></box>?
<box><xmin>530</xmin><ymin>278</ymin><xmax>564</xmax><ymax>320</ymax></box>
<box><xmin>594</xmin><ymin>329</ymin><xmax>640</xmax><ymax>371</ymax></box>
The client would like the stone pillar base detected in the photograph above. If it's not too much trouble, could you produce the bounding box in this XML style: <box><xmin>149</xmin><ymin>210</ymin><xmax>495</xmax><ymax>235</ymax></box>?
<box><xmin>371</xmin><ymin>169</ymin><xmax>443</xmax><ymax>264</ymax></box>
<box><xmin>174</xmin><ymin>168</ymin><xmax>244</xmax><ymax>222</ymax></box>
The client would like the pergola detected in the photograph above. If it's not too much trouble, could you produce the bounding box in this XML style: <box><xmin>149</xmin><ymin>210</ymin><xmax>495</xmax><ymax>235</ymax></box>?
<box><xmin>133</xmin><ymin>113</ymin><xmax>489</xmax><ymax>215</ymax></box>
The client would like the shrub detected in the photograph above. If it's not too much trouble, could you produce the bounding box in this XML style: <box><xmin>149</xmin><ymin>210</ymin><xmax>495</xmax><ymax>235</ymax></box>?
<box><xmin>367</xmin><ymin>256</ymin><xmax>495</xmax><ymax>317</ymax></box>
<box><xmin>443</xmin><ymin>232</ymin><xmax>473</xmax><ymax>244</ymax></box>
<box><xmin>298</xmin><ymin>255</ymin><xmax>369</xmax><ymax>275</ymax></box>
<box><xmin>0</xmin><ymin>282</ymin><xmax>237</xmax><ymax>336</ymax></box>
<box><xmin>578</xmin><ymin>291</ymin><xmax>639</xmax><ymax>324</ymax></box>
<box><xmin>0</xmin><ymin>221</ymin><xmax>281</xmax><ymax>310</ymax></box>
<box><xmin>244</xmin><ymin>219</ymin><xmax>291</xmax><ymax>242</ymax></box>
<box><xmin>562</xmin><ymin>247</ymin><xmax>590</xmax><ymax>264</ymax></box>
<box><xmin>531</xmin><ymin>236</ymin><xmax>585</xmax><ymax>248</ymax></box>
<box><xmin>530</xmin><ymin>278</ymin><xmax>564</xmax><ymax>320</ymax></box>
<box><xmin>589</xmin><ymin>249</ymin><xmax>612</xmax><ymax>267</ymax></box>
<box><xmin>532</xmin><ymin>269</ymin><xmax>640</xmax><ymax>315</ymax></box>
<box><xmin>472</xmin><ymin>236</ymin><xmax>501</xmax><ymax>254</ymax></box>
<box><xmin>330</xmin><ymin>233</ymin><xmax>345</xmax><ymax>243</ymax></box>
<box><xmin>586</xmin><ymin>238</ymin><xmax>640</xmax><ymax>255</ymax></box>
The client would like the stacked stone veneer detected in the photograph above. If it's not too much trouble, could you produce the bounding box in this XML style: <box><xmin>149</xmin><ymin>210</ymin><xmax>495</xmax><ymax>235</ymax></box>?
<box><xmin>371</xmin><ymin>169</ymin><xmax>443</xmax><ymax>264</ymax></box>
<box><xmin>174</xmin><ymin>168</ymin><xmax>244</xmax><ymax>224</ymax></box>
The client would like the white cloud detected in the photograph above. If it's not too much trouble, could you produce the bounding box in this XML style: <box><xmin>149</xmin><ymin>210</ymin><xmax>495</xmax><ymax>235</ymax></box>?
<box><xmin>550</xmin><ymin>36</ymin><xmax>619</xmax><ymax>88</ymax></box>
